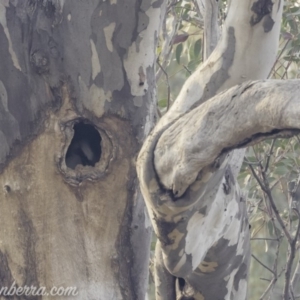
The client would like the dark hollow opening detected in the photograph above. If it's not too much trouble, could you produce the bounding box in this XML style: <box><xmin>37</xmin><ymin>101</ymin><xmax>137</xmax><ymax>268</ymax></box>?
<box><xmin>65</xmin><ymin>122</ymin><xmax>101</xmax><ymax>170</ymax></box>
<box><xmin>178</xmin><ymin>277</ymin><xmax>186</xmax><ymax>290</ymax></box>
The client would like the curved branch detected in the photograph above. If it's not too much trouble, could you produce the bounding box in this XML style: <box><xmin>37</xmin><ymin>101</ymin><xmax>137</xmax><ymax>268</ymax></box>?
<box><xmin>154</xmin><ymin>79</ymin><xmax>300</xmax><ymax>197</ymax></box>
<box><xmin>159</xmin><ymin>0</ymin><xmax>283</xmax><ymax>128</ymax></box>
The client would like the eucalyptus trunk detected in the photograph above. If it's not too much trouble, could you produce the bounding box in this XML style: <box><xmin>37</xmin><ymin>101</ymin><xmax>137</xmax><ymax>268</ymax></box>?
<box><xmin>0</xmin><ymin>1</ymin><xmax>164</xmax><ymax>299</ymax></box>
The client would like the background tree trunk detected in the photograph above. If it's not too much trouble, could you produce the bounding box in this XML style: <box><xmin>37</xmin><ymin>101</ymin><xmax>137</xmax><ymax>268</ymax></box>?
<box><xmin>0</xmin><ymin>1</ymin><xmax>164</xmax><ymax>299</ymax></box>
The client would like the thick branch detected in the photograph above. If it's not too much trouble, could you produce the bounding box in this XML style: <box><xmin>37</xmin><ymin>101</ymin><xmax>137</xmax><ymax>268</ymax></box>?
<box><xmin>158</xmin><ymin>0</ymin><xmax>283</xmax><ymax>128</ymax></box>
<box><xmin>154</xmin><ymin>80</ymin><xmax>300</xmax><ymax>196</ymax></box>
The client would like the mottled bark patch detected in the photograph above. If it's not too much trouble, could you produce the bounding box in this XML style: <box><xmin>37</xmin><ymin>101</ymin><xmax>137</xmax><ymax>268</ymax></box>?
<box><xmin>0</xmin><ymin>251</ymin><xmax>14</xmax><ymax>293</ymax></box>
<box><xmin>176</xmin><ymin>277</ymin><xmax>196</xmax><ymax>299</ymax></box>
<box><xmin>30</xmin><ymin>50</ymin><xmax>49</xmax><ymax>74</ymax></box>
<box><xmin>263</xmin><ymin>15</ymin><xmax>275</xmax><ymax>32</ymax></box>
<box><xmin>155</xmin><ymin>216</ymin><xmax>178</xmax><ymax>246</ymax></box>
<box><xmin>18</xmin><ymin>209</ymin><xmax>40</xmax><ymax>297</ymax></box>
<box><xmin>201</xmin><ymin>26</ymin><xmax>236</xmax><ymax>103</ymax></box>
<box><xmin>223</xmin><ymin>166</ymin><xmax>234</xmax><ymax>195</ymax></box>
<box><xmin>250</xmin><ymin>0</ymin><xmax>275</xmax><ymax>32</ymax></box>
<box><xmin>152</xmin><ymin>0</ymin><xmax>164</xmax><ymax>9</ymax></box>
<box><xmin>233</xmin><ymin>262</ymin><xmax>248</xmax><ymax>291</ymax></box>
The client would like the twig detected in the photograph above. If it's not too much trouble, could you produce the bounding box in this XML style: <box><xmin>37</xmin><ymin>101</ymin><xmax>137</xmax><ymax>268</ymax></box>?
<box><xmin>264</xmin><ymin>139</ymin><xmax>276</xmax><ymax>173</ymax></box>
<box><xmin>249</xmin><ymin>162</ymin><xmax>293</xmax><ymax>244</ymax></box>
<box><xmin>248</xmin><ymin>164</ymin><xmax>268</xmax><ymax>194</ymax></box>
<box><xmin>251</xmin><ymin>237</ymin><xmax>279</xmax><ymax>241</ymax></box>
<box><xmin>284</xmin><ymin>209</ymin><xmax>300</xmax><ymax>299</ymax></box>
<box><xmin>267</xmin><ymin>39</ymin><xmax>291</xmax><ymax>79</ymax></box>
<box><xmin>252</xmin><ymin>254</ymin><xmax>274</xmax><ymax>275</ymax></box>
<box><xmin>249</xmin><ymin>157</ymin><xmax>300</xmax><ymax>299</ymax></box>
<box><xmin>156</xmin><ymin>4</ymin><xmax>178</xmax><ymax>82</ymax></box>
<box><xmin>260</xmin><ymin>277</ymin><xmax>271</xmax><ymax>281</ymax></box>
<box><xmin>269</xmin><ymin>235</ymin><xmax>283</xmax><ymax>297</ymax></box>
<box><xmin>157</xmin><ymin>58</ymin><xmax>171</xmax><ymax>111</ymax></box>
<box><xmin>244</xmin><ymin>157</ymin><xmax>262</xmax><ymax>165</ymax></box>
<box><xmin>182</xmin><ymin>65</ymin><xmax>192</xmax><ymax>74</ymax></box>
<box><xmin>291</xmin><ymin>288</ymin><xmax>296</xmax><ymax>300</ymax></box>
<box><xmin>259</xmin><ymin>277</ymin><xmax>277</xmax><ymax>300</ymax></box>
<box><xmin>269</xmin><ymin>179</ymin><xmax>281</xmax><ymax>191</ymax></box>
<box><xmin>292</xmin><ymin>257</ymin><xmax>300</xmax><ymax>293</ymax></box>
<box><xmin>282</xmin><ymin>61</ymin><xmax>293</xmax><ymax>79</ymax></box>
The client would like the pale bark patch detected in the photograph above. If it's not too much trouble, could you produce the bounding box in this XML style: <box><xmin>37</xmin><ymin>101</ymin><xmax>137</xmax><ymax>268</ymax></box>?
<box><xmin>0</xmin><ymin>3</ymin><xmax>21</xmax><ymax>71</ymax></box>
<box><xmin>103</xmin><ymin>22</ymin><xmax>116</xmax><ymax>52</ymax></box>
<box><xmin>90</xmin><ymin>39</ymin><xmax>101</xmax><ymax>80</ymax></box>
<box><xmin>124</xmin><ymin>5</ymin><xmax>162</xmax><ymax>96</ymax></box>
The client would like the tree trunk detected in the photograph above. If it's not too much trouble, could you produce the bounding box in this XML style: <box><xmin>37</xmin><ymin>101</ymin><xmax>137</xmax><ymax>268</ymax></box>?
<box><xmin>137</xmin><ymin>0</ymin><xmax>284</xmax><ymax>299</ymax></box>
<box><xmin>0</xmin><ymin>1</ymin><xmax>164</xmax><ymax>299</ymax></box>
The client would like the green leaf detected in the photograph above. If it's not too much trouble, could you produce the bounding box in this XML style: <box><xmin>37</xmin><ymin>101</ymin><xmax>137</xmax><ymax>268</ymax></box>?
<box><xmin>265</xmin><ymin>240</ymin><xmax>268</xmax><ymax>252</ymax></box>
<box><xmin>267</xmin><ymin>219</ymin><xmax>274</xmax><ymax>237</ymax></box>
<box><xmin>187</xmin><ymin>60</ymin><xmax>196</xmax><ymax>72</ymax></box>
<box><xmin>288</xmin><ymin>19</ymin><xmax>298</xmax><ymax>34</ymax></box>
<box><xmin>283</xmin><ymin>55</ymin><xmax>300</xmax><ymax>62</ymax></box>
<box><xmin>172</xmin><ymin>33</ymin><xmax>189</xmax><ymax>45</ymax></box>
<box><xmin>158</xmin><ymin>99</ymin><xmax>167</xmax><ymax>108</ymax></box>
<box><xmin>245</xmin><ymin>156</ymin><xmax>258</xmax><ymax>163</ymax></box>
<box><xmin>287</xmin><ymin>7</ymin><xmax>300</xmax><ymax>16</ymax></box>
<box><xmin>274</xmin><ymin>165</ymin><xmax>289</xmax><ymax>175</ymax></box>
<box><xmin>176</xmin><ymin>44</ymin><xmax>183</xmax><ymax>64</ymax></box>
<box><xmin>194</xmin><ymin>39</ymin><xmax>202</xmax><ymax>57</ymax></box>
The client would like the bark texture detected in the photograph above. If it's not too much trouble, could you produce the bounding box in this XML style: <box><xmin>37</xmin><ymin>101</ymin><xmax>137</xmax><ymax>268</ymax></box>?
<box><xmin>0</xmin><ymin>1</ymin><xmax>164</xmax><ymax>299</ymax></box>
<box><xmin>137</xmin><ymin>0</ymin><xmax>284</xmax><ymax>299</ymax></box>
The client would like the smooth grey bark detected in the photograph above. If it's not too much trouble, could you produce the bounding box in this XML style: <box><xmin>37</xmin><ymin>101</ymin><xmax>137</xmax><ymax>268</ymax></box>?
<box><xmin>0</xmin><ymin>1</ymin><xmax>164</xmax><ymax>299</ymax></box>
